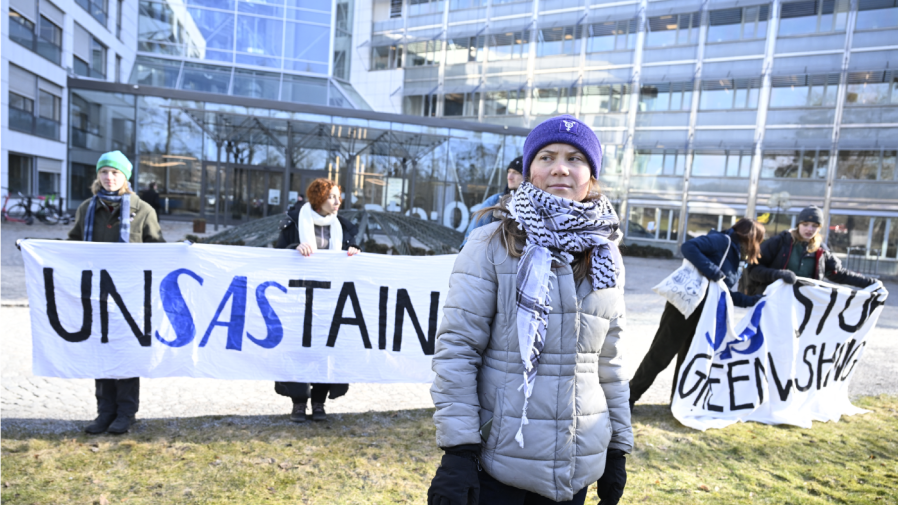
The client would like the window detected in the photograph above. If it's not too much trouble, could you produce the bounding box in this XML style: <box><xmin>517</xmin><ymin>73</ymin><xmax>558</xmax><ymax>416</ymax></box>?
<box><xmin>116</xmin><ymin>55</ymin><xmax>122</xmax><ymax>83</ymax></box>
<box><xmin>531</xmin><ymin>87</ymin><xmax>576</xmax><ymax>116</ymax></box>
<box><xmin>628</xmin><ymin>207</ymin><xmax>680</xmax><ymax>241</ymax></box>
<box><xmin>402</xmin><ymin>95</ymin><xmax>439</xmax><ymax>116</ymax></box>
<box><xmin>451</xmin><ymin>0</ymin><xmax>487</xmax><ymax>8</ymax></box>
<box><xmin>770</xmin><ymin>74</ymin><xmax>840</xmax><ymax>107</ymax></box>
<box><xmin>9</xmin><ymin>92</ymin><xmax>36</xmax><ymax>134</ymax></box>
<box><xmin>707</xmin><ymin>5</ymin><xmax>770</xmax><ymax>42</ymax></box>
<box><xmin>761</xmin><ymin>149</ymin><xmax>830</xmax><ymax>178</ymax></box>
<box><xmin>856</xmin><ymin>0</ymin><xmax>898</xmax><ymax>30</ymax></box>
<box><xmin>74</xmin><ymin>24</ymin><xmax>107</xmax><ymax>79</ymax></box>
<box><xmin>443</xmin><ymin>92</ymin><xmax>479</xmax><ymax>116</ymax></box>
<box><xmin>687</xmin><ymin>213</ymin><xmax>739</xmax><ymax>238</ymax></box>
<box><xmin>390</xmin><ymin>0</ymin><xmax>402</xmax><ymax>18</ymax></box>
<box><xmin>131</xmin><ymin>56</ymin><xmax>181</xmax><ymax>88</ymax></box>
<box><xmin>8</xmin><ymin>154</ymin><xmax>33</xmax><ymax>195</ymax></box>
<box><xmin>482</xmin><ymin>90</ymin><xmax>526</xmax><ymax>116</ymax></box>
<box><xmin>537</xmin><ymin>26</ymin><xmax>582</xmax><ymax>57</ymax></box>
<box><xmin>581</xmin><ymin>84</ymin><xmax>630</xmax><ymax>113</ymax></box>
<box><xmin>37</xmin><ymin>158</ymin><xmax>62</xmax><ymax>195</ymax></box>
<box><xmin>699</xmin><ymin>78</ymin><xmax>761</xmax><ymax>110</ymax></box>
<box><xmin>8</xmin><ymin>8</ymin><xmax>62</xmax><ymax>65</ymax></box>
<box><xmin>646</xmin><ymin>13</ymin><xmax>700</xmax><ymax>47</ymax></box>
<box><xmin>828</xmin><ymin>215</ymin><xmax>898</xmax><ymax>258</ymax></box>
<box><xmin>179</xmin><ymin>63</ymin><xmax>232</xmax><ymax>94</ymax></box>
<box><xmin>487</xmin><ymin>31</ymin><xmax>530</xmax><ymax>61</ymax></box>
<box><xmin>693</xmin><ymin>151</ymin><xmax>755</xmax><ymax>177</ymax></box>
<box><xmin>37</xmin><ymin>90</ymin><xmax>61</xmax><ymax>140</ymax></box>
<box><xmin>602</xmin><ymin>145</ymin><xmax>626</xmax><ymax>175</ymax></box>
<box><xmin>779</xmin><ymin>0</ymin><xmax>848</xmax><ymax>36</ymax></box>
<box><xmin>38</xmin><ymin>16</ymin><xmax>62</xmax><ymax>64</ymax></box>
<box><xmin>372</xmin><ymin>45</ymin><xmax>403</xmax><ymax>70</ymax></box>
<box><xmin>446</xmin><ymin>37</ymin><xmax>483</xmax><ymax>64</ymax></box>
<box><xmin>233</xmin><ymin>69</ymin><xmax>280</xmax><ymax>100</ymax></box>
<box><xmin>634</xmin><ymin>150</ymin><xmax>687</xmax><ymax>176</ymax></box>
<box><xmin>8</xmin><ymin>64</ymin><xmax>60</xmax><ymax>141</ymax></box>
<box><xmin>333</xmin><ymin>0</ymin><xmax>352</xmax><ymax>80</ymax></box>
<box><xmin>639</xmin><ymin>82</ymin><xmax>693</xmax><ymax>111</ymax></box>
<box><xmin>9</xmin><ymin>9</ymin><xmax>35</xmax><ymax>49</ymax></box>
<box><xmin>117</xmin><ymin>0</ymin><xmax>123</xmax><ymax>39</ymax></box>
<box><xmin>845</xmin><ymin>70</ymin><xmax>898</xmax><ymax>105</ymax></box>
<box><xmin>76</xmin><ymin>0</ymin><xmax>108</xmax><ymax>25</ymax></box>
<box><xmin>408</xmin><ymin>0</ymin><xmax>445</xmax><ymax>16</ymax></box>
<box><xmin>586</xmin><ymin>19</ymin><xmax>637</xmax><ymax>52</ymax></box>
<box><xmin>406</xmin><ymin>40</ymin><xmax>442</xmax><ymax>66</ymax></box>
<box><xmin>836</xmin><ymin>150</ymin><xmax>897</xmax><ymax>180</ymax></box>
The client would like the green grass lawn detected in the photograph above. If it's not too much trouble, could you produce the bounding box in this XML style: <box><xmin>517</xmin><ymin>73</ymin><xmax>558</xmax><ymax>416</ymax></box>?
<box><xmin>2</xmin><ymin>395</ymin><xmax>895</xmax><ymax>504</ymax></box>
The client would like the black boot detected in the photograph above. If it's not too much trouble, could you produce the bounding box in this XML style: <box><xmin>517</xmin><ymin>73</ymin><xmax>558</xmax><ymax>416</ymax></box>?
<box><xmin>86</xmin><ymin>379</ymin><xmax>118</xmax><ymax>434</ymax></box>
<box><xmin>311</xmin><ymin>402</ymin><xmax>327</xmax><ymax>422</ymax></box>
<box><xmin>290</xmin><ymin>398</ymin><xmax>308</xmax><ymax>423</ymax></box>
<box><xmin>108</xmin><ymin>378</ymin><xmax>139</xmax><ymax>435</ymax></box>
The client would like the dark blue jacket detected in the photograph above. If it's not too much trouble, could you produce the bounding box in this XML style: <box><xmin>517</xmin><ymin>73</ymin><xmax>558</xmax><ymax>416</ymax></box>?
<box><xmin>680</xmin><ymin>229</ymin><xmax>761</xmax><ymax>308</ymax></box>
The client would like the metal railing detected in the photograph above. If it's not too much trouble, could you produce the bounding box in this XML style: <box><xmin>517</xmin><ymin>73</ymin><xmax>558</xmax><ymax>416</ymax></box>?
<box><xmin>845</xmin><ymin>247</ymin><xmax>881</xmax><ymax>277</ymax></box>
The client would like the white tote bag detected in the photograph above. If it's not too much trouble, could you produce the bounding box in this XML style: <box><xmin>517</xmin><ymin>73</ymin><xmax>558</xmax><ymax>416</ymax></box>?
<box><xmin>653</xmin><ymin>235</ymin><xmax>731</xmax><ymax>318</ymax></box>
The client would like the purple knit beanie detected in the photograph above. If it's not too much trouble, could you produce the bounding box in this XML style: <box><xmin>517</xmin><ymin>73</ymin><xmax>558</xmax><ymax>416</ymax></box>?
<box><xmin>522</xmin><ymin>115</ymin><xmax>603</xmax><ymax>179</ymax></box>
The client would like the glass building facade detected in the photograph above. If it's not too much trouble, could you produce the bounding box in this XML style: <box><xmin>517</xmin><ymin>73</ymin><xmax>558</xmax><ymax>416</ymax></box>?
<box><xmin>132</xmin><ymin>0</ymin><xmax>368</xmax><ymax>108</ymax></box>
<box><xmin>363</xmin><ymin>0</ymin><xmax>898</xmax><ymax>269</ymax></box>
<box><xmin>67</xmin><ymin>79</ymin><xmax>529</xmax><ymax>233</ymax></box>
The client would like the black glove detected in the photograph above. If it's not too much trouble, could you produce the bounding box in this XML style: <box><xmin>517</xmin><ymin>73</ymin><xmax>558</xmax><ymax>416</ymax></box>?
<box><xmin>596</xmin><ymin>449</ymin><xmax>627</xmax><ymax>505</ymax></box>
<box><xmin>777</xmin><ymin>270</ymin><xmax>797</xmax><ymax>284</ymax></box>
<box><xmin>428</xmin><ymin>445</ymin><xmax>480</xmax><ymax>505</ymax></box>
<box><xmin>710</xmin><ymin>268</ymin><xmax>726</xmax><ymax>282</ymax></box>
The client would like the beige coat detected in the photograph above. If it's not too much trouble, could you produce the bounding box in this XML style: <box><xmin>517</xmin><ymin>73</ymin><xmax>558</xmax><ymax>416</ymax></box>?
<box><xmin>431</xmin><ymin>221</ymin><xmax>633</xmax><ymax>501</ymax></box>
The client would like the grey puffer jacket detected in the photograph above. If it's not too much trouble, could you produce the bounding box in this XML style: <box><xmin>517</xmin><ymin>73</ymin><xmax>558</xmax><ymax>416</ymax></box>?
<box><xmin>431</xmin><ymin>221</ymin><xmax>633</xmax><ymax>502</ymax></box>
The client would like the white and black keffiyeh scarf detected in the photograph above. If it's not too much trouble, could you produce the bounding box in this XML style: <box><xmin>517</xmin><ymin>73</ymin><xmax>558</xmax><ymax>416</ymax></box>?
<box><xmin>507</xmin><ymin>182</ymin><xmax>622</xmax><ymax>448</ymax></box>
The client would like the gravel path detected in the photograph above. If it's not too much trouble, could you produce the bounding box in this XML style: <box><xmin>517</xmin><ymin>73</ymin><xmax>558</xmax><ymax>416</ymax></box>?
<box><xmin>2</xmin><ymin>220</ymin><xmax>895</xmax><ymax>425</ymax></box>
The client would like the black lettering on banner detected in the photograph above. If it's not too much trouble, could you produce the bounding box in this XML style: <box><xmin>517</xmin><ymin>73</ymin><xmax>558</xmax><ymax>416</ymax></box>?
<box><xmin>838</xmin><ymin>340</ymin><xmax>866</xmax><ymax>381</ymax></box>
<box><xmin>768</xmin><ymin>352</ymin><xmax>793</xmax><ymax>401</ymax></box>
<box><xmin>99</xmin><ymin>270</ymin><xmax>151</xmax><ymax>347</ymax></box>
<box><xmin>144</xmin><ymin>271</ymin><xmax>152</xmax><ymax>344</ymax></box>
<box><xmin>727</xmin><ymin>360</ymin><xmax>754</xmax><ymax>411</ymax></box>
<box><xmin>288</xmin><ymin>279</ymin><xmax>331</xmax><ymax>348</ymax></box>
<box><xmin>753</xmin><ymin>357</ymin><xmax>766</xmax><ymax>405</ymax></box>
<box><xmin>327</xmin><ymin>282</ymin><xmax>372</xmax><ymax>349</ymax></box>
<box><xmin>796</xmin><ymin>345</ymin><xmax>816</xmax><ymax>392</ymax></box>
<box><xmin>378</xmin><ymin>286</ymin><xmax>389</xmax><ymax>350</ymax></box>
<box><xmin>44</xmin><ymin>268</ymin><xmax>93</xmax><ymax>343</ymax></box>
<box><xmin>816</xmin><ymin>288</ymin><xmax>839</xmax><ymax>335</ymax></box>
<box><xmin>393</xmin><ymin>289</ymin><xmax>440</xmax><ymax>356</ymax></box>
<box><xmin>792</xmin><ymin>281</ymin><xmax>815</xmax><ymax>338</ymax></box>
<box><xmin>816</xmin><ymin>342</ymin><xmax>842</xmax><ymax>389</ymax></box>
<box><xmin>869</xmin><ymin>293</ymin><xmax>886</xmax><ymax>315</ymax></box>
<box><xmin>832</xmin><ymin>338</ymin><xmax>856</xmax><ymax>381</ymax></box>
<box><xmin>705</xmin><ymin>363</ymin><xmax>724</xmax><ymax>412</ymax></box>
<box><xmin>838</xmin><ymin>290</ymin><xmax>872</xmax><ymax>333</ymax></box>
<box><xmin>678</xmin><ymin>353</ymin><xmax>710</xmax><ymax>398</ymax></box>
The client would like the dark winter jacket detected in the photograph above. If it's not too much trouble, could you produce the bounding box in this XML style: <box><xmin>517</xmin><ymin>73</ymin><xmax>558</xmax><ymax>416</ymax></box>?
<box><xmin>680</xmin><ymin>229</ymin><xmax>761</xmax><ymax>308</ymax></box>
<box><xmin>139</xmin><ymin>188</ymin><xmax>162</xmax><ymax>216</ymax></box>
<box><xmin>745</xmin><ymin>230</ymin><xmax>875</xmax><ymax>295</ymax></box>
<box><xmin>275</xmin><ymin>201</ymin><xmax>359</xmax><ymax>251</ymax></box>
<box><xmin>68</xmin><ymin>193</ymin><xmax>165</xmax><ymax>243</ymax></box>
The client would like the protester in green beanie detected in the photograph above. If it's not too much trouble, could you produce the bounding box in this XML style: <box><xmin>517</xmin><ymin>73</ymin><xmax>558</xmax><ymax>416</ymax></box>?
<box><xmin>96</xmin><ymin>150</ymin><xmax>133</xmax><ymax>180</ymax></box>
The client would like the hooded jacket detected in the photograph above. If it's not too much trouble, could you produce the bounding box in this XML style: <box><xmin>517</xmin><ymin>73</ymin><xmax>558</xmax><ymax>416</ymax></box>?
<box><xmin>431</xmin><ymin>221</ymin><xmax>633</xmax><ymax>502</ymax></box>
<box><xmin>68</xmin><ymin>193</ymin><xmax>164</xmax><ymax>243</ymax></box>
<box><xmin>745</xmin><ymin>229</ymin><xmax>874</xmax><ymax>295</ymax></box>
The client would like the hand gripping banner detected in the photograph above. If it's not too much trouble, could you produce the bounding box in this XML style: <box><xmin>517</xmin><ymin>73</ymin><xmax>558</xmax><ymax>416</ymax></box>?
<box><xmin>671</xmin><ymin>278</ymin><xmax>888</xmax><ymax>430</ymax></box>
<box><xmin>22</xmin><ymin>240</ymin><xmax>455</xmax><ymax>383</ymax></box>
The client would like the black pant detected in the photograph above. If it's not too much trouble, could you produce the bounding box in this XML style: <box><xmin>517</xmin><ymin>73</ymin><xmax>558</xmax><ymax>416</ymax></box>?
<box><xmin>629</xmin><ymin>299</ymin><xmax>706</xmax><ymax>404</ymax></box>
<box><xmin>95</xmin><ymin>378</ymin><xmax>139</xmax><ymax>417</ymax></box>
<box><xmin>274</xmin><ymin>382</ymin><xmax>348</xmax><ymax>404</ymax></box>
<box><xmin>479</xmin><ymin>471</ymin><xmax>587</xmax><ymax>505</ymax></box>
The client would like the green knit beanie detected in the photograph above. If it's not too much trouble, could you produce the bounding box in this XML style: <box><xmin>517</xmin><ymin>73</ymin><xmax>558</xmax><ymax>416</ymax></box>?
<box><xmin>96</xmin><ymin>150</ymin><xmax>133</xmax><ymax>180</ymax></box>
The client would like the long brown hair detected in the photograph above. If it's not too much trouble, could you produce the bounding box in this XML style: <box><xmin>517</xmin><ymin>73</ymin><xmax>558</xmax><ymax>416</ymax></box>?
<box><xmin>731</xmin><ymin>218</ymin><xmax>765</xmax><ymax>264</ymax></box>
<box><xmin>488</xmin><ymin>177</ymin><xmax>604</xmax><ymax>281</ymax></box>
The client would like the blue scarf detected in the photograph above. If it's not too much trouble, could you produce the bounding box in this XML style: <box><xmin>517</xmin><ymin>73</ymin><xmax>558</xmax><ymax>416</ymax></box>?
<box><xmin>83</xmin><ymin>189</ymin><xmax>131</xmax><ymax>242</ymax></box>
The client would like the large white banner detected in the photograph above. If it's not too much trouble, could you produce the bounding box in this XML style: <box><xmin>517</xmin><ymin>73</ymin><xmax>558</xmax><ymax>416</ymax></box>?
<box><xmin>22</xmin><ymin>240</ymin><xmax>456</xmax><ymax>383</ymax></box>
<box><xmin>672</xmin><ymin>278</ymin><xmax>888</xmax><ymax>430</ymax></box>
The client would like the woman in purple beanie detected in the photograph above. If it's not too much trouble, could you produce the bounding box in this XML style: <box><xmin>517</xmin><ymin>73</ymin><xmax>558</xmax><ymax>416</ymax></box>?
<box><xmin>428</xmin><ymin>115</ymin><xmax>632</xmax><ymax>505</ymax></box>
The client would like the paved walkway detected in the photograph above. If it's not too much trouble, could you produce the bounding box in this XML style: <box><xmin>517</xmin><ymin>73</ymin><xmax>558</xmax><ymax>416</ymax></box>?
<box><xmin>2</xmin><ymin>220</ymin><xmax>896</xmax><ymax>426</ymax></box>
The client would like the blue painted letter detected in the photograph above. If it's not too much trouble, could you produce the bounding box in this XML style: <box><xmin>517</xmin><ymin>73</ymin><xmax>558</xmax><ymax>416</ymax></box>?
<box><xmin>199</xmin><ymin>276</ymin><xmax>248</xmax><ymax>351</ymax></box>
<box><xmin>247</xmin><ymin>281</ymin><xmax>287</xmax><ymax>349</ymax></box>
<box><xmin>156</xmin><ymin>268</ymin><xmax>204</xmax><ymax>348</ymax></box>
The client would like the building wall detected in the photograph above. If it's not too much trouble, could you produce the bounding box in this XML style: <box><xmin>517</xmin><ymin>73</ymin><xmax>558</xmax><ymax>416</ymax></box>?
<box><xmin>2</xmin><ymin>0</ymin><xmax>137</xmax><ymax>205</ymax></box>
<box><xmin>355</xmin><ymin>0</ymin><xmax>898</xmax><ymax>268</ymax></box>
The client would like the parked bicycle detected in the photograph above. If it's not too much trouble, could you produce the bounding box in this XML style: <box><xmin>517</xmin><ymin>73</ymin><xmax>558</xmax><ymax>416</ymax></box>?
<box><xmin>1</xmin><ymin>192</ymin><xmax>69</xmax><ymax>225</ymax></box>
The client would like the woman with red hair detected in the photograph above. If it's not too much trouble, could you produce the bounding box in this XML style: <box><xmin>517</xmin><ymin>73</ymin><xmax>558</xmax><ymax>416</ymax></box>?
<box><xmin>274</xmin><ymin>178</ymin><xmax>360</xmax><ymax>422</ymax></box>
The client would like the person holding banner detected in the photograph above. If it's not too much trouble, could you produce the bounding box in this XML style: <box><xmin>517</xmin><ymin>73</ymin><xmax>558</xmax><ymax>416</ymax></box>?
<box><xmin>745</xmin><ymin>205</ymin><xmax>877</xmax><ymax>294</ymax></box>
<box><xmin>628</xmin><ymin>218</ymin><xmax>765</xmax><ymax>410</ymax></box>
<box><xmin>428</xmin><ymin>115</ymin><xmax>632</xmax><ymax>505</ymax></box>
<box><xmin>273</xmin><ymin>178</ymin><xmax>359</xmax><ymax>422</ymax></box>
<box><xmin>67</xmin><ymin>150</ymin><xmax>165</xmax><ymax>435</ymax></box>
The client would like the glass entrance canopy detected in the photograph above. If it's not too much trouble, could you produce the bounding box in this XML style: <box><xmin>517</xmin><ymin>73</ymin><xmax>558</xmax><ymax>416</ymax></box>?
<box><xmin>67</xmin><ymin>78</ymin><xmax>530</xmax><ymax>232</ymax></box>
